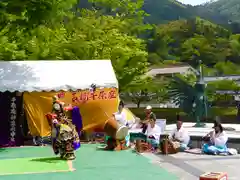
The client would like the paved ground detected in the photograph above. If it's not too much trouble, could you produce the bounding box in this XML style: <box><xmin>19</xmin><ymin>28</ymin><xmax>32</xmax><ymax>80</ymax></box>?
<box><xmin>143</xmin><ymin>152</ymin><xmax>240</xmax><ymax>180</ymax></box>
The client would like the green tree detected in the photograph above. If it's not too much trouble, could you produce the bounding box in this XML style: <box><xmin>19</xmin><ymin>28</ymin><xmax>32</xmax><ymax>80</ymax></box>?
<box><xmin>121</xmin><ymin>77</ymin><xmax>169</xmax><ymax>107</ymax></box>
<box><xmin>121</xmin><ymin>79</ymin><xmax>155</xmax><ymax>108</ymax></box>
<box><xmin>0</xmin><ymin>1</ymin><xmax>149</xmax><ymax>91</ymax></box>
<box><xmin>214</xmin><ymin>61</ymin><xmax>240</xmax><ymax>75</ymax></box>
<box><xmin>206</xmin><ymin>80</ymin><xmax>240</xmax><ymax>105</ymax></box>
<box><xmin>180</xmin><ymin>35</ymin><xmax>225</xmax><ymax>67</ymax></box>
<box><xmin>0</xmin><ymin>0</ymin><xmax>78</xmax><ymax>28</ymax></box>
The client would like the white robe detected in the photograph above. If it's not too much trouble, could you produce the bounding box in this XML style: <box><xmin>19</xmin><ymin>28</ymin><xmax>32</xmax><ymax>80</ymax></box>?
<box><xmin>210</xmin><ymin>131</ymin><xmax>228</xmax><ymax>147</ymax></box>
<box><xmin>114</xmin><ymin>110</ymin><xmax>127</xmax><ymax>126</ymax></box>
<box><xmin>170</xmin><ymin>127</ymin><xmax>190</xmax><ymax>145</ymax></box>
<box><xmin>145</xmin><ymin>124</ymin><xmax>161</xmax><ymax>142</ymax></box>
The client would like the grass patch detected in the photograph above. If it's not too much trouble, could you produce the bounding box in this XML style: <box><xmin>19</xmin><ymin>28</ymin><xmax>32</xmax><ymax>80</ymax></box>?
<box><xmin>0</xmin><ymin>157</ymin><xmax>69</xmax><ymax>175</ymax></box>
<box><xmin>75</xmin><ymin>144</ymin><xmax>178</xmax><ymax>180</ymax></box>
<box><xmin>1</xmin><ymin>145</ymin><xmax>178</xmax><ymax>180</ymax></box>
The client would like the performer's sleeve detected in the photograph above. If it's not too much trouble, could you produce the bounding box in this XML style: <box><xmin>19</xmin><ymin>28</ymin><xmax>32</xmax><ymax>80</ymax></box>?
<box><xmin>213</xmin><ymin>133</ymin><xmax>228</xmax><ymax>147</ymax></box>
<box><xmin>209</xmin><ymin>131</ymin><xmax>215</xmax><ymax>143</ymax></box>
<box><xmin>122</xmin><ymin>111</ymin><xmax>128</xmax><ymax>126</ymax></box>
<box><xmin>152</xmin><ymin>126</ymin><xmax>161</xmax><ymax>141</ymax></box>
<box><xmin>177</xmin><ymin>136</ymin><xmax>184</xmax><ymax>142</ymax></box>
<box><xmin>178</xmin><ymin>130</ymin><xmax>190</xmax><ymax>144</ymax></box>
<box><xmin>145</xmin><ymin>124</ymin><xmax>151</xmax><ymax>136</ymax></box>
<box><xmin>114</xmin><ymin>114</ymin><xmax>122</xmax><ymax>123</ymax></box>
<box><xmin>169</xmin><ymin>129</ymin><xmax>175</xmax><ymax>139</ymax></box>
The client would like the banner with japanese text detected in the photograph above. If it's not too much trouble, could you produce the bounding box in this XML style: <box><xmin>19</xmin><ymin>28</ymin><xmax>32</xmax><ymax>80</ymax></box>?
<box><xmin>0</xmin><ymin>92</ymin><xmax>23</xmax><ymax>146</ymax></box>
<box><xmin>24</xmin><ymin>88</ymin><xmax>119</xmax><ymax>137</ymax></box>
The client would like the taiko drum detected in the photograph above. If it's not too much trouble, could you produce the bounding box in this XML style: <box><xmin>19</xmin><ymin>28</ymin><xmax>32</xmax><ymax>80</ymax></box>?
<box><xmin>103</xmin><ymin>117</ymin><xmax>128</xmax><ymax>140</ymax></box>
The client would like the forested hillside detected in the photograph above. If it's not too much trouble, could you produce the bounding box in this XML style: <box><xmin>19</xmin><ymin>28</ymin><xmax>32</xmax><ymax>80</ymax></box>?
<box><xmin>148</xmin><ymin>17</ymin><xmax>240</xmax><ymax>75</ymax></box>
<box><xmin>79</xmin><ymin>0</ymin><xmax>240</xmax><ymax>30</ymax></box>
<box><xmin>142</xmin><ymin>0</ymin><xmax>240</xmax><ymax>33</ymax></box>
<box><xmin>198</xmin><ymin>0</ymin><xmax>240</xmax><ymax>24</ymax></box>
<box><xmin>142</xmin><ymin>0</ymin><xmax>194</xmax><ymax>24</ymax></box>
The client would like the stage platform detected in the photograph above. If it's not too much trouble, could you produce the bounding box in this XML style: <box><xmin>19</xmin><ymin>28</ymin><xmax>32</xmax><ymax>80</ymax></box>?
<box><xmin>164</xmin><ymin>123</ymin><xmax>240</xmax><ymax>150</ymax></box>
<box><xmin>0</xmin><ymin>145</ymin><xmax>178</xmax><ymax>180</ymax></box>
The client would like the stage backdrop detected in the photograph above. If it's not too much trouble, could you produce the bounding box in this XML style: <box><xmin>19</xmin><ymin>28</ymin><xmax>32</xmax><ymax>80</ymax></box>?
<box><xmin>23</xmin><ymin>88</ymin><xmax>118</xmax><ymax>137</ymax></box>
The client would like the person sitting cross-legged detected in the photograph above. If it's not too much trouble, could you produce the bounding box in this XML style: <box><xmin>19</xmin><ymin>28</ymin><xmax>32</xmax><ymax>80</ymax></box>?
<box><xmin>145</xmin><ymin>114</ymin><xmax>161</xmax><ymax>149</ymax></box>
<box><xmin>135</xmin><ymin>114</ymin><xmax>161</xmax><ymax>153</ymax></box>
<box><xmin>169</xmin><ymin>118</ymin><xmax>190</xmax><ymax>151</ymax></box>
<box><xmin>202</xmin><ymin>120</ymin><xmax>228</xmax><ymax>155</ymax></box>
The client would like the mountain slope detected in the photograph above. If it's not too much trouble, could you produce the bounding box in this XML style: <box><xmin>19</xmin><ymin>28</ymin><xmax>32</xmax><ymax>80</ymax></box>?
<box><xmin>78</xmin><ymin>0</ymin><xmax>240</xmax><ymax>30</ymax></box>
<box><xmin>79</xmin><ymin>0</ymin><xmax>195</xmax><ymax>25</ymax></box>
<box><xmin>142</xmin><ymin>0</ymin><xmax>240</xmax><ymax>29</ymax></box>
<box><xmin>144</xmin><ymin>0</ymin><xmax>240</xmax><ymax>29</ymax></box>
<box><xmin>143</xmin><ymin>0</ymin><xmax>194</xmax><ymax>24</ymax></box>
<box><xmin>196</xmin><ymin>0</ymin><xmax>240</xmax><ymax>24</ymax></box>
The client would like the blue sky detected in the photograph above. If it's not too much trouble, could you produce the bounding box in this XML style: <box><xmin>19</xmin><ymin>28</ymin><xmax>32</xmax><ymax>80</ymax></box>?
<box><xmin>178</xmin><ymin>0</ymin><xmax>210</xmax><ymax>5</ymax></box>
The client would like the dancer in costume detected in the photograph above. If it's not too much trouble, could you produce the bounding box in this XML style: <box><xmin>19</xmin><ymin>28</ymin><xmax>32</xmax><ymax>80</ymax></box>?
<box><xmin>46</xmin><ymin>96</ymin><xmax>82</xmax><ymax>160</ymax></box>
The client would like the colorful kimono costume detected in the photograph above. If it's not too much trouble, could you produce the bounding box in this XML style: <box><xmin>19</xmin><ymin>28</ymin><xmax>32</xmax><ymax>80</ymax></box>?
<box><xmin>47</xmin><ymin>97</ymin><xmax>82</xmax><ymax>160</ymax></box>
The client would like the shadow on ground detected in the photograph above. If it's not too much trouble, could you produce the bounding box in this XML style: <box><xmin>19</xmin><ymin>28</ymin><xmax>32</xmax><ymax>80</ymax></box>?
<box><xmin>30</xmin><ymin>157</ymin><xmax>64</xmax><ymax>163</ymax></box>
<box><xmin>0</xmin><ymin>148</ymin><xmax>7</xmax><ymax>152</ymax></box>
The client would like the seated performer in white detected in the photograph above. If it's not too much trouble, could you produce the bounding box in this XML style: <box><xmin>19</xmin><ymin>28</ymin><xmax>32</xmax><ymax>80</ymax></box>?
<box><xmin>202</xmin><ymin>120</ymin><xmax>228</xmax><ymax>155</ymax></box>
<box><xmin>113</xmin><ymin>100</ymin><xmax>130</xmax><ymax>147</ymax></box>
<box><xmin>114</xmin><ymin>100</ymin><xmax>127</xmax><ymax>126</ymax></box>
<box><xmin>145</xmin><ymin>115</ymin><xmax>161</xmax><ymax>149</ymax></box>
<box><xmin>169</xmin><ymin>119</ymin><xmax>190</xmax><ymax>151</ymax></box>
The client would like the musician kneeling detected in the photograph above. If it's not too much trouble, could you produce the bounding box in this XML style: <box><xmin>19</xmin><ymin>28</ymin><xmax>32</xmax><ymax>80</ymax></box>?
<box><xmin>135</xmin><ymin>114</ymin><xmax>161</xmax><ymax>152</ymax></box>
<box><xmin>168</xmin><ymin>118</ymin><xmax>190</xmax><ymax>151</ymax></box>
<box><xmin>104</xmin><ymin>100</ymin><xmax>130</xmax><ymax>151</ymax></box>
<box><xmin>202</xmin><ymin>120</ymin><xmax>228</xmax><ymax>155</ymax></box>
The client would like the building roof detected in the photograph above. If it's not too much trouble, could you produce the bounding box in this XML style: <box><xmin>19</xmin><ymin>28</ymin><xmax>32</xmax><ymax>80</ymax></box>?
<box><xmin>147</xmin><ymin>66</ymin><xmax>193</xmax><ymax>76</ymax></box>
<box><xmin>203</xmin><ymin>75</ymin><xmax>240</xmax><ymax>82</ymax></box>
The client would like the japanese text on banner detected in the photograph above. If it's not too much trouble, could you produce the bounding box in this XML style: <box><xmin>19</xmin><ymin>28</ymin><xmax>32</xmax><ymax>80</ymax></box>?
<box><xmin>57</xmin><ymin>88</ymin><xmax>117</xmax><ymax>103</ymax></box>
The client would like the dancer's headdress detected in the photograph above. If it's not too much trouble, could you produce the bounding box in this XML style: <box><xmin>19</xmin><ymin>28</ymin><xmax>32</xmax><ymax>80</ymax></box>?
<box><xmin>52</xmin><ymin>95</ymin><xmax>65</xmax><ymax>113</ymax></box>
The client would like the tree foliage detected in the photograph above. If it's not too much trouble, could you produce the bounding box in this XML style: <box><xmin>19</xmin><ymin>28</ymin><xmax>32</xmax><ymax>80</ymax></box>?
<box><xmin>2</xmin><ymin>0</ymin><xmax>240</xmax><ymax>105</ymax></box>
<box><xmin>0</xmin><ymin>0</ymin><xmax>150</xmax><ymax>91</ymax></box>
<box><xmin>148</xmin><ymin>17</ymin><xmax>240</xmax><ymax>75</ymax></box>
<box><xmin>198</xmin><ymin>0</ymin><xmax>240</xmax><ymax>24</ymax></box>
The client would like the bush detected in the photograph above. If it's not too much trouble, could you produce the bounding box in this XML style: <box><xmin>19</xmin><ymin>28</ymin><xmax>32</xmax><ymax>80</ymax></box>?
<box><xmin>129</xmin><ymin>107</ymin><xmax>238</xmax><ymax>124</ymax></box>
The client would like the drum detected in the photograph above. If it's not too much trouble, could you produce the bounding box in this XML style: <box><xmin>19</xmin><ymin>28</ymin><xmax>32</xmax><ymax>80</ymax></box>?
<box><xmin>103</xmin><ymin>117</ymin><xmax>128</xmax><ymax>140</ymax></box>
<box><xmin>116</xmin><ymin>125</ymin><xmax>128</xmax><ymax>140</ymax></box>
<box><xmin>160</xmin><ymin>139</ymin><xmax>180</xmax><ymax>154</ymax></box>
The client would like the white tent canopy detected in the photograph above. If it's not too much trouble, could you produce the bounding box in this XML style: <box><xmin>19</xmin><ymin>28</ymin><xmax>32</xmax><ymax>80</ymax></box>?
<box><xmin>0</xmin><ymin>60</ymin><xmax>118</xmax><ymax>92</ymax></box>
